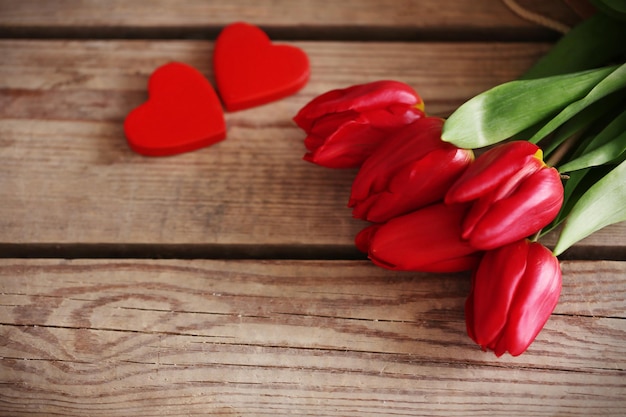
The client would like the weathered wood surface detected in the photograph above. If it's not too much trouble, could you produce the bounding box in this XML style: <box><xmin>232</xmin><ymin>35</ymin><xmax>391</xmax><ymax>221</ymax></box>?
<box><xmin>0</xmin><ymin>39</ymin><xmax>537</xmax><ymax>247</ymax></box>
<box><xmin>0</xmin><ymin>259</ymin><xmax>624</xmax><ymax>416</ymax></box>
<box><xmin>0</xmin><ymin>0</ymin><xmax>585</xmax><ymax>40</ymax></box>
<box><xmin>1</xmin><ymin>1</ymin><xmax>624</xmax><ymax>416</ymax></box>
<box><xmin>1</xmin><ymin>39</ymin><xmax>623</xmax><ymax>255</ymax></box>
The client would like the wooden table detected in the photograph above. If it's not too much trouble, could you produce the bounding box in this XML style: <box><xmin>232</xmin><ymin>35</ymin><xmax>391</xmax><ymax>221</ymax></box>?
<box><xmin>1</xmin><ymin>1</ymin><xmax>624</xmax><ymax>415</ymax></box>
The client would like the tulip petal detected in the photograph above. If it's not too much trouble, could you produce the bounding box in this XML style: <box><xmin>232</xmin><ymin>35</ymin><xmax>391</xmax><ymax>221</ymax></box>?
<box><xmin>495</xmin><ymin>243</ymin><xmax>561</xmax><ymax>356</ymax></box>
<box><xmin>307</xmin><ymin>111</ymin><xmax>359</xmax><ymax>137</ymax></box>
<box><xmin>357</xmin><ymin>146</ymin><xmax>473</xmax><ymax>222</ymax></box>
<box><xmin>355</xmin><ymin>225</ymin><xmax>379</xmax><ymax>254</ymax></box>
<box><xmin>415</xmin><ymin>255</ymin><xmax>483</xmax><ymax>274</ymax></box>
<box><xmin>471</xmin><ymin>240</ymin><xmax>529</xmax><ymax>349</ymax></box>
<box><xmin>361</xmin><ymin>105</ymin><xmax>424</xmax><ymax>129</ymax></box>
<box><xmin>445</xmin><ymin>141</ymin><xmax>542</xmax><ymax>204</ymax></box>
<box><xmin>460</xmin><ymin>195</ymin><xmax>492</xmax><ymax>240</ymax></box>
<box><xmin>467</xmin><ymin>168</ymin><xmax>564</xmax><ymax>250</ymax></box>
<box><xmin>301</xmin><ymin>100</ymin><xmax>424</xmax><ymax>168</ymax></box>
<box><xmin>294</xmin><ymin>80</ymin><xmax>421</xmax><ymax>131</ymax></box>
<box><xmin>305</xmin><ymin>120</ymin><xmax>387</xmax><ymax>168</ymax></box>
<box><xmin>365</xmin><ymin>203</ymin><xmax>480</xmax><ymax>272</ymax></box>
<box><xmin>350</xmin><ymin>193</ymin><xmax>379</xmax><ymax>220</ymax></box>
<box><xmin>349</xmin><ymin>117</ymin><xmax>445</xmax><ymax>203</ymax></box>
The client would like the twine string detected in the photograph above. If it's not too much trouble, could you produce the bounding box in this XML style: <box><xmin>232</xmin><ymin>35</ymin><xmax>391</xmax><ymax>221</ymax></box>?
<box><xmin>502</xmin><ymin>0</ymin><xmax>572</xmax><ymax>34</ymax></box>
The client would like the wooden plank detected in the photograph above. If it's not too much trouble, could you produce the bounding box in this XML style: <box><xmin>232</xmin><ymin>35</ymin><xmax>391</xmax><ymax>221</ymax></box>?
<box><xmin>0</xmin><ymin>259</ymin><xmax>624</xmax><ymax>416</ymax></box>
<box><xmin>0</xmin><ymin>0</ymin><xmax>583</xmax><ymax>40</ymax></box>
<box><xmin>1</xmin><ymin>39</ymin><xmax>623</xmax><ymax>252</ymax></box>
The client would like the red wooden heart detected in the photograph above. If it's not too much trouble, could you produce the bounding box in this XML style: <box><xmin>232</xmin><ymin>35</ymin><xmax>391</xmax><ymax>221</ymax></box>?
<box><xmin>214</xmin><ymin>22</ymin><xmax>310</xmax><ymax>111</ymax></box>
<box><xmin>124</xmin><ymin>62</ymin><xmax>226</xmax><ymax>156</ymax></box>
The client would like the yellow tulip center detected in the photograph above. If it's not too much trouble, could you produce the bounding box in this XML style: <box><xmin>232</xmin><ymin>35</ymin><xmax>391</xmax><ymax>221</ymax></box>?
<box><xmin>533</xmin><ymin>149</ymin><xmax>546</xmax><ymax>166</ymax></box>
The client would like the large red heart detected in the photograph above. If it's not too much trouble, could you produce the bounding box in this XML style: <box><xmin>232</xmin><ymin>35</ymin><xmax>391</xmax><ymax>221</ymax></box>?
<box><xmin>124</xmin><ymin>62</ymin><xmax>226</xmax><ymax>156</ymax></box>
<box><xmin>214</xmin><ymin>22</ymin><xmax>310</xmax><ymax>112</ymax></box>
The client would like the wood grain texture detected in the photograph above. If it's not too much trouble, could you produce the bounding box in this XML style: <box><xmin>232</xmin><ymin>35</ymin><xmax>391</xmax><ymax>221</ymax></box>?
<box><xmin>1</xmin><ymin>39</ymin><xmax>623</xmax><ymax>251</ymax></box>
<box><xmin>0</xmin><ymin>259</ymin><xmax>624</xmax><ymax>416</ymax></box>
<box><xmin>1</xmin><ymin>2</ymin><xmax>623</xmax><ymax>416</ymax></box>
<box><xmin>0</xmin><ymin>0</ymin><xmax>583</xmax><ymax>40</ymax></box>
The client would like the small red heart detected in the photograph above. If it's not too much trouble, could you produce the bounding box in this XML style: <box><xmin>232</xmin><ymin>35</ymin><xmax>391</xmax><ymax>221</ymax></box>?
<box><xmin>124</xmin><ymin>62</ymin><xmax>226</xmax><ymax>156</ymax></box>
<box><xmin>214</xmin><ymin>22</ymin><xmax>310</xmax><ymax>112</ymax></box>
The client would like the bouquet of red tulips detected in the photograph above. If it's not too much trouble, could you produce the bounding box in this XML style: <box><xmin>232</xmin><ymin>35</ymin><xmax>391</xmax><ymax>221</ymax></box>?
<box><xmin>293</xmin><ymin>5</ymin><xmax>625</xmax><ymax>357</ymax></box>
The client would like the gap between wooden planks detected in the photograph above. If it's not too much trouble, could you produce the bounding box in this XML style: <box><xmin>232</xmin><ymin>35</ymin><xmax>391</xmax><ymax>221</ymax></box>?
<box><xmin>0</xmin><ymin>259</ymin><xmax>624</xmax><ymax>416</ymax></box>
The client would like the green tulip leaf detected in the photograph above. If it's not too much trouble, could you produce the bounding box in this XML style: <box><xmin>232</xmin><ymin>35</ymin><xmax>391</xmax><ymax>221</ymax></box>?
<box><xmin>528</xmin><ymin>64</ymin><xmax>626</xmax><ymax>144</ymax></box>
<box><xmin>595</xmin><ymin>0</ymin><xmax>626</xmax><ymax>12</ymax></box>
<box><xmin>553</xmin><ymin>159</ymin><xmax>626</xmax><ymax>256</ymax></box>
<box><xmin>582</xmin><ymin>107</ymin><xmax>626</xmax><ymax>151</ymax></box>
<box><xmin>591</xmin><ymin>0</ymin><xmax>626</xmax><ymax>21</ymax></box>
<box><xmin>521</xmin><ymin>13</ymin><xmax>626</xmax><ymax>79</ymax></box>
<box><xmin>558</xmin><ymin>109</ymin><xmax>626</xmax><ymax>172</ymax></box>
<box><xmin>441</xmin><ymin>66</ymin><xmax>617</xmax><ymax>149</ymax></box>
<box><xmin>558</xmin><ymin>132</ymin><xmax>626</xmax><ymax>172</ymax></box>
<box><xmin>542</xmin><ymin>93</ymin><xmax>625</xmax><ymax>156</ymax></box>
<box><xmin>542</xmin><ymin>168</ymin><xmax>591</xmax><ymax>235</ymax></box>
<box><xmin>542</xmin><ymin>164</ymin><xmax>617</xmax><ymax>236</ymax></box>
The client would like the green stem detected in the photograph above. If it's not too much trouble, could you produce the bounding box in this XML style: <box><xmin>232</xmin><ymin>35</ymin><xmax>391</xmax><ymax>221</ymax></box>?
<box><xmin>529</xmin><ymin>230</ymin><xmax>542</xmax><ymax>243</ymax></box>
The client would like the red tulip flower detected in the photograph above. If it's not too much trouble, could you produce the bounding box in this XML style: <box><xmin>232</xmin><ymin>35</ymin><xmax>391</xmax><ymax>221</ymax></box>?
<box><xmin>465</xmin><ymin>239</ymin><xmax>562</xmax><ymax>357</ymax></box>
<box><xmin>349</xmin><ymin>117</ymin><xmax>473</xmax><ymax>222</ymax></box>
<box><xmin>293</xmin><ymin>80</ymin><xmax>425</xmax><ymax>168</ymax></box>
<box><xmin>355</xmin><ymin>202</ymin><xmax>482</xmax><ymax>272</ymax></box>
<box><xmin>445</xmin><ymin>141</ymin><xmax>564</xmax><ymax>250</ymax></box>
